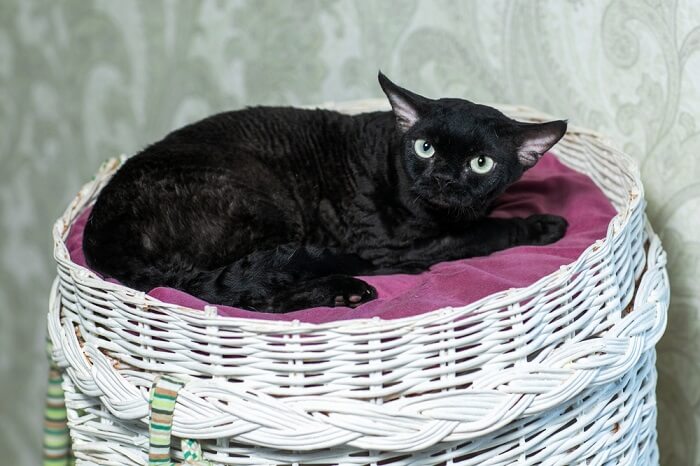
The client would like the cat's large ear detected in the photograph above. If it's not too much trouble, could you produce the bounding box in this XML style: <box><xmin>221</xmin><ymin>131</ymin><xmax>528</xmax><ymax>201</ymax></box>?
<box><xmin>514</xmin><ymin>120</ymin><xmax>568</xmax><ymax>167</ymax></box>
<box><xmin>378</xmin><ymin>71</ymin><xmax>430</xmax><ymax>132</ymax></box>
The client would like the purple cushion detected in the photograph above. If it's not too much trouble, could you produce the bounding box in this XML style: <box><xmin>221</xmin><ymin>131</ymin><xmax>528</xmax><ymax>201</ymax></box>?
<box><xmin>66</xmin><ymin>154</ymin><xmax>615</xmax><ymax>323</ymax></box>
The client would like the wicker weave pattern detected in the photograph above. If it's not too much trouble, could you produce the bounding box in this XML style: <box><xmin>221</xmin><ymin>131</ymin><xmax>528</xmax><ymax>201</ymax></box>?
<box><xmin>47</xmin><ymin>102</ymin><xmax>668</xmax><ymax>465</ymax></box>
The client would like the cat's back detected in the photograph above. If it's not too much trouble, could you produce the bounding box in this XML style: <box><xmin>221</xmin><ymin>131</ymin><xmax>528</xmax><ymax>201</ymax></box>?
<box><xmin>162</xmin><ymin>106</ymin><xmax>356</xmax><ymax>155</ymax></box>
<box><xmin>82</xmin><ymin>106</ymin><xmax>389</xmax><ymax>279</ymax></box>
<box><xmin>90</xmin><ymin>106</ymin><xmax>361</xmax><ymax>208</ymax></box>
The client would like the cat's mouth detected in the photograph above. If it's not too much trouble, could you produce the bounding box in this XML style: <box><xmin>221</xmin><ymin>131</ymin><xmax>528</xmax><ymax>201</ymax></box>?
<box><xmin>420</xmin><ymin>194</ymin><xmax>485</xmax><ymax>218</ymax></box>
<box><xmin>423</xmin><ymin>196</ymin><xmax>454</xmax><ymax>209</ymax></box>
<box><xmin>412</xmin><ymin>181</ymin><xmax>488</xmax><ymax>218</ymax></box>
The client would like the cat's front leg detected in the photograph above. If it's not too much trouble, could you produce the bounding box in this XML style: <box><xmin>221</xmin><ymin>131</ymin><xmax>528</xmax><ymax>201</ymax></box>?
<box><xmin>371</xmin><ymin>214</ymin><xmax>568</xmax><ymax>273</ymax></box>
<box><xmin>450</xmin><ymin>214</ymin><xmax>568</xmax><ymax>256</ymax></box>
<box><xmin>453</xmin><ymin>214</ymin><xmax>569</xmax><ymax>257</ymax></box>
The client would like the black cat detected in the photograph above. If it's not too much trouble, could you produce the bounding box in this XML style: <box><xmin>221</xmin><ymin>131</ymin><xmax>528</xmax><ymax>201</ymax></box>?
<box><xmin>83</xmin><ymin>73</ymin><xmax>568</xmax><ymax>313</ymax></box>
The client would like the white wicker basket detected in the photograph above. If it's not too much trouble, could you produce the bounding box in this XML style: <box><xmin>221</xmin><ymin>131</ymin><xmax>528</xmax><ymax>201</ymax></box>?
<box><xmin>48</xmin><ymin>101</ymin><xmax>669</xmax><ymax>465</ymax></box>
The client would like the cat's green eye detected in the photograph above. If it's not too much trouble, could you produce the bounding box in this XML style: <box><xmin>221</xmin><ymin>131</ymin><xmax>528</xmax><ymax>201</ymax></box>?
<box><xmin>414</xmin><ymin>139</ymin><xmax>435</xmax><ymax>159</ymax></box>
<box><xmin>470</xmin><ymin>156</ymin><xmax>495</xmax><ymax>174</ymax></box>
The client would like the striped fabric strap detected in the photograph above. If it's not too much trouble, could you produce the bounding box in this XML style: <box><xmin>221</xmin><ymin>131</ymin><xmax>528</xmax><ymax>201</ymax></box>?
<box><xmin>43</xmin><ymin>343</ymin><xmax>75</xmax><ymax>466</ymax></box>
<box><xmin>149</xmin><ymin>376</ymin><xmax>211</xmax><ymax>466</ymax></box>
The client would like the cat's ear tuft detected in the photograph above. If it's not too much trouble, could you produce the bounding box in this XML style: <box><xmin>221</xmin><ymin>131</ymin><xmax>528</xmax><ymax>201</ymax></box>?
<box><xmin>515</xmin><ymin>120</ymin><xmax>568</xmax><ymax>167</ymax></box>
<box><xmin>378</xmin><ymin>71</ymin><xmax>428</xmax><ymax>133</ymax></box>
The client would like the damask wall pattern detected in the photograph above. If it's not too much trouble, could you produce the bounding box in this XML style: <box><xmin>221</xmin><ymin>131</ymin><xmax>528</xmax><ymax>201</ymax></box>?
<box><xmin>1</xmin><ymin>1</ymin><xmax>698</xmax><ymax>464</ymax></box>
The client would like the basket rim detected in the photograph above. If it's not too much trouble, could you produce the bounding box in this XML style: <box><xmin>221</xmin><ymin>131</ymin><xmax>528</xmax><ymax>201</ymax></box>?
<box><xmin>51</xmin><ymin>101</ymin><xmax>644</xmax><ymax>331</ymax></box>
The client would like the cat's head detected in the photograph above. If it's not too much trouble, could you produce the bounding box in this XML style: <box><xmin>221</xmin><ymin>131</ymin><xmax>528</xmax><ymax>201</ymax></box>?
<box><xmin>378</xmin><ymin>72</ymin><xmax>567</xmax><ymax>218</ymax></box>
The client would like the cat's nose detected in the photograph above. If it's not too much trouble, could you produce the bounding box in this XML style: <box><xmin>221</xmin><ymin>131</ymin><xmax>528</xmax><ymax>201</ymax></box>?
<box><xmin>433</xmin><ymin>174</ymin><xmax>455</xmax><ymax>190</ymax></box>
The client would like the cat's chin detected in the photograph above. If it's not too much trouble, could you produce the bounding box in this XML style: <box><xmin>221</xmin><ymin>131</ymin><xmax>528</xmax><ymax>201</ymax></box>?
<box><xmin>420</xmin><ymin>197</ymin><xmax>485</xmax><ymax>220</ymax></box>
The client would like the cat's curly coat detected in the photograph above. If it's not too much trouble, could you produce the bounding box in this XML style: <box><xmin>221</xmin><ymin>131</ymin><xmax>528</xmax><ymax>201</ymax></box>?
<box><xmin>83</xmin><ymin>73</ymin><xmax>568</xmax><ymax>313</ymax></box>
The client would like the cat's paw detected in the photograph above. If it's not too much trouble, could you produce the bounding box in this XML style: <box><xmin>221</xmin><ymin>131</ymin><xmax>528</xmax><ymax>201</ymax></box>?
<box><xmin>525</xmin><ymin>214</ymin><xmax>568</xmax><ymax>245</ymax></box>
<box><xmin>329</xmin><ymin>276</ymin><xmax>377</xmax><ymax>308</ymax></box>
<box><xmin>264</xmin><ymin>275</ymin><xmax>377</xmax><ymax>312</ymax></box>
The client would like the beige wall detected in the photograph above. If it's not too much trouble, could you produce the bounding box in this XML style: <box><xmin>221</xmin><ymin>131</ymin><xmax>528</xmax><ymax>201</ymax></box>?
<box><xmin>1</xmin><ymin>1</ymin><xmax>698</xmax><ymax>463</ymax></box>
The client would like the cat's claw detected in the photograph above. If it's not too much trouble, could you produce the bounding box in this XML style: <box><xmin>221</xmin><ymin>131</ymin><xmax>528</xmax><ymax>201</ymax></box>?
<box><xmin>525</xmin><ymin>214</ymin><xmax>568</xmax><ymax>245</ymax></box>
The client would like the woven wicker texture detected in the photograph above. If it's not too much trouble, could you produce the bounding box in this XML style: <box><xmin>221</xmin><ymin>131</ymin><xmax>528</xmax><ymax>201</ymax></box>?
<box><xmin>47</xmin><ymin>101</ymin><xmax>669</xmax><ymax>465</ymax></box>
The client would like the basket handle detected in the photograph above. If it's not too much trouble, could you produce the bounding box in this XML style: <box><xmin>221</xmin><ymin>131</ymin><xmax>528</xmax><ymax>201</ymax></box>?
<box><xmin>149</xmin><ymin>376</ymin><xmax>211</xmax><ymax>466</ymax></box>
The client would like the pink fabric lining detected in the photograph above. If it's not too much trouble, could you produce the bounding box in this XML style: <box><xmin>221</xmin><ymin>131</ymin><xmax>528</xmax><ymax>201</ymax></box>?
<box><xmin>66</xmin><ymin>154</ymin><xmax>616</xmax><ymax>323</ymax></box>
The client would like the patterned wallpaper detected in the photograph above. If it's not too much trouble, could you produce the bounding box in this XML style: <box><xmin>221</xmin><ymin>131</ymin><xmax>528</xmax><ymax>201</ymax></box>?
<box><xmin>1</xmin><ymin>1</ymin><xmax>698</xmax><ymax>464</ymax></box>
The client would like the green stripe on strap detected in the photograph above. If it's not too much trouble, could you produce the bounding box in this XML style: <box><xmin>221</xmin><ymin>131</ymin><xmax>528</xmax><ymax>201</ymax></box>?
<box><xmin>43</xmin><ymin>341</ymin><xmax>75</xmax><ymax>466</ymax></box>
<box><xmin>148</xmin><ymin>376</ymin><xmax>211</xmax><ymax>466</ymax></box>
